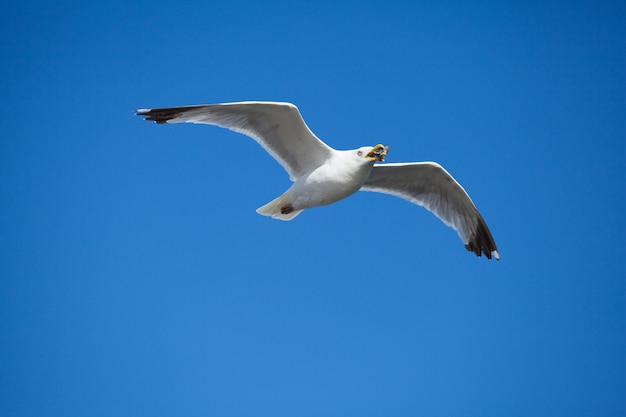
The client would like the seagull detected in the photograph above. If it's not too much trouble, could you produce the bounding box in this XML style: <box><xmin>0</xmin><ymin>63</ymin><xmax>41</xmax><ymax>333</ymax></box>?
<box><xmin>136</xmin><ymin>101</ymin><xmax>499</xmax><ymax>260</ymax></box>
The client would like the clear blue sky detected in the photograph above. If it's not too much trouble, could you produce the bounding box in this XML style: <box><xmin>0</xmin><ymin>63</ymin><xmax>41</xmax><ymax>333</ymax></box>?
<box><xmin>1</xmin><ymin>1</ymin><xmax>624</xmax><ymax>416</ymax></box>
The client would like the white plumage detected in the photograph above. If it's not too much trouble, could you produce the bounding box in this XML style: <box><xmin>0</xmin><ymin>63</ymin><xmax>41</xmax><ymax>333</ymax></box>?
<box><xmin>136</xmin><ymin>101</ymin><xmax>499</xmax><ymax>260</ymax></box>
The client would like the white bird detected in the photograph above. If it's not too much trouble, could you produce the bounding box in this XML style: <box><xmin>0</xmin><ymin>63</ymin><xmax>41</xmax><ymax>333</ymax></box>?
<box><xmin>136</xmin><ymin>101</ymin><xmax>499</xmax><ymax>260</ymax></box>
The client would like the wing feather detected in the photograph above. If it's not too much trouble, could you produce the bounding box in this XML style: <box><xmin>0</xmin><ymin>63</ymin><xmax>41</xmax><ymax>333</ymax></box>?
<box><xmin>362</xmin><ymin>162</ymin><xmax>499</xmax><ymax>259</ymax></box>
<box><xmin>135</xmin><ymin>102</ymin><xmax>333</xmax><ymax>181</ymax></box>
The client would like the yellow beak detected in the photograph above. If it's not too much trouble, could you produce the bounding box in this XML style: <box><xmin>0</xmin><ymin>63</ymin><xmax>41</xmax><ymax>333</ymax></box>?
<box><xmin>366</xmin><ymin>144</ymin><xmax>389</xmax><ymax>162</ymax></box>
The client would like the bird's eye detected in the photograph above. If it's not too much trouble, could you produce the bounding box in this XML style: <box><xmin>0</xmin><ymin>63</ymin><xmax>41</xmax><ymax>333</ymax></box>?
<box><xmin>357</xmin><ymin>151</ymin><xmax>363</xmax><ymax>156</ymax></box>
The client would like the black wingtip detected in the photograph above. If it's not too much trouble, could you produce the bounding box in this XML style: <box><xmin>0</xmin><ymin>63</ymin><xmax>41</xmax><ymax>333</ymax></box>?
<box><xmin>464</xmin><ymin>215</ymin><xmax>499</xmax><ymax>260</ymax></box>
<box><xmin>134</xmin><ymin>107</ymin><xmax>186</xmax><ymax>124</ymax></box>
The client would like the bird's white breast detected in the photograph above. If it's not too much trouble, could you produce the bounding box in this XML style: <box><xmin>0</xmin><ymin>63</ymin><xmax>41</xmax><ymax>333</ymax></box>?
<box><xmin>288</xmin><ymin>152</ymin><xmax>374</xmax><ymax>209</ymax></box>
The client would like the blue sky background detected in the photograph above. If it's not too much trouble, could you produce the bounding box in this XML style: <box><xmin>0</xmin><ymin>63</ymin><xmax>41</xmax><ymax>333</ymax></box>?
<box><xmin>1</xmin><ymin>1</ymin><xmax>624</xmax><ymax>416</ymax></box>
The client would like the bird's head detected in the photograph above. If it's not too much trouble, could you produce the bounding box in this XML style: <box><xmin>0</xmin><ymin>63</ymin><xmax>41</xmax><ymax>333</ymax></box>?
<box><xmin>357</xmin><ymin>144</ymin><xmax>389</xmax><ymax>162</ymax></box>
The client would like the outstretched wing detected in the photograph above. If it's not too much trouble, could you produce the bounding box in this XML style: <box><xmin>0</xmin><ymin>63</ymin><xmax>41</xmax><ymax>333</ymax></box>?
<box><xmin>362</xmin><ymin>162</ymin><xmax>499</xmax><ymax>259</ymax></box>
<box><xmin>136</xmin><ymin>102</ymin><xmax>333</xmax><ymax>181</ymax></box>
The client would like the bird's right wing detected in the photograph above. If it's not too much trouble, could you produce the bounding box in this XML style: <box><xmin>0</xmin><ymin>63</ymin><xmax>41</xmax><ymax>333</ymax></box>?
<box><xmin>135</xmin><ymin>102</ymin><xmax>333</xmax><ymax>181</ymax></box>
<box><xmin>362</xmin><ymin>162</ymin><xmax>499</xmax><ymax>259</ymax></box>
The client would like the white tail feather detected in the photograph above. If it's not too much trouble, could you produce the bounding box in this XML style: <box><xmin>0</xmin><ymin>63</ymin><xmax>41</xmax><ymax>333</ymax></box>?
<box><xmin>256</xmin><ymin>194</ymin><xmax>303</xmax><ymax>221</ymax></box>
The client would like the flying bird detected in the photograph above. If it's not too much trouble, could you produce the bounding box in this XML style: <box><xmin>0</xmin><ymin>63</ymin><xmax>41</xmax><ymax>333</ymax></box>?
<box><xmin>136</xmin><ymin>101</ymin><xmax>499</xmax><ymax>260</ymax></box>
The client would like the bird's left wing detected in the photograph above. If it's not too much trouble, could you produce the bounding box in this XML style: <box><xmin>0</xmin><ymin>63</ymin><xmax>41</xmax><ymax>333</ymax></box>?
<box><xmin>361</xmin><ymin>162</ymin><xmax>499</xmax><ymax>259</ymax></box>
<box><xmin>135</xmin><ymin>102</ymin><xmax>333</xmax><ymax>181</ymax></box>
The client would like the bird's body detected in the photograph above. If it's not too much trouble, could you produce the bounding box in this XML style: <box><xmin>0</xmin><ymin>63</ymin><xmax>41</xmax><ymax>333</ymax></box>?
<box><xmin>271</xmin><ymin>148</ymin><xmax>377</xmax><ymax>217</ymax></box>
<box><xmin>136</xmin><ymin>101</ymin><xmax>499</xmax><ymax>260</ymax></box>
